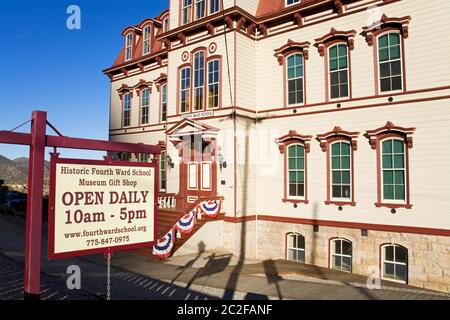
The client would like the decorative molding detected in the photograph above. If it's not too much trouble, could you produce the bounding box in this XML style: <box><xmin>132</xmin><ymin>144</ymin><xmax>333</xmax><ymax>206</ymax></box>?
<box><xmin>362</xmin><ymin>15</ymin><xmax>412</xmax><ymax>46</ymax></box>
<box><xmin>134</xmin><ymin>79</ymin><xmax>153</xmax><ymax>96</ymax></box>
<box><xmin>117</xmin><ymin>84</ymin><xmax>133</xmax><ymax>99</ymax></box>
<box><xmin>236</xmin><ymin>16</ymin><xmax>247</xmax><ymax>30</ymax></box>
<box><xmin>154</xmin><ymin>73</ymin><xmax>168</xmax><ymax>92</ymax></box>
<box><xmin>224</xmin><ymin>16</ymin><xmax>235</xmax><ymax>30</ymax></box>
<box><xmin>247</xmin><ymin>23</ymin><xmax>257</xmax><ymax>36</ymax></box>
<box><xmin>259</xmin><ymin>24</ymin><xmax>268</xmax><ymax>37</ymax></box>
<box><xmin>314</xmin><ymin>28</ymin><xmax>357</xmax><ymax>56</ymax></box>
<box><xmin>277</xmin><ymin>130</ymin><xmax>313</xmax><ymax>154</ymax></box>
<box><xmin>366</xmin><ymin>121</ymin><xmax>416</xmax><ymax>149</ymax></box>
<box><xmin>208</xmin><ymin>42</ymin><xmax>217</xmax><ymax>54</ymax></box>
<box><xmin>317</xmin><ymin>126</ymin><xmax>360</xmax><ymax>152</ymax></box>
<box><xmin>293</xmin><ymin>12</ymin><xmax>303</xmax><ymax>27</ymax></box>
<box><xmin>178</xmin><ymin>32</ymin><xmax>186</xmax><ymax>45</ymax></box>
<box><xmin>274</xmin><ymin>40</ymin><xmax>311</xmax><ymax>65</ymax></box>
<box><xmin>334</xmin><ymin>0</ymin><xmax>345</xmax><ymax>16</ymax></box>
<box><xmin>205</xmin><ymin>23</ymin><xmax>215</xmax><ymax>36</ymax></box>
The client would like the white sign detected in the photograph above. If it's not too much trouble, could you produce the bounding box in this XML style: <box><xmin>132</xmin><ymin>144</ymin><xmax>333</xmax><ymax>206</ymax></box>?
<box><xmin>180</xmin><ymin>110</ymin><xmax>214</xmax><ymax>120</ymax></box>
<box><xmin>48</xmin><ymin>158</ymin><xmax>157</xmax><ymax>259</ymax></box>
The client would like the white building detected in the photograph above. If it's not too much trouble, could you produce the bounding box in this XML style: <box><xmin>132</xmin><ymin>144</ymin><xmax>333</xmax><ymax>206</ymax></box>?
<box><xmin>104</xmin><ymin>0</ymin><xmax>450</xmax><ymax>293</ymax></box>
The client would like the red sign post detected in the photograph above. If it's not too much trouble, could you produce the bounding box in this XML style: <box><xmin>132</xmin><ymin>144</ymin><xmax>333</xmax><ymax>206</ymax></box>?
<box><xmin>0</xmin><ymin>111</ymin><xmax>161</xmax><ymax>300</ymax></box>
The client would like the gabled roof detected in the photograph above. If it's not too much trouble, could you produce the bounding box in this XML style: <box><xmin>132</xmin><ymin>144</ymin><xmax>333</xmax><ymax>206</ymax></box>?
<box><xmin>166</xmin><ymin>119</ymin><xmax>219</xmax><ymax>136</ymax></box>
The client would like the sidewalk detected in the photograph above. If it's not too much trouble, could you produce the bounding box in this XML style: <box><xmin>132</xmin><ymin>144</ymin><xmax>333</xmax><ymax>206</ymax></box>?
<box><xmin>86</xmin><ymin>249</ymin><xmax>450</xmax><ymax>300</ymax></box>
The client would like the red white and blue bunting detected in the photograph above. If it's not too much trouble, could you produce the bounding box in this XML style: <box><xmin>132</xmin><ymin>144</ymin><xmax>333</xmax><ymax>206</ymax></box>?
<box><xmin>153</xmin><ymin>229</ymin><xmax>176</xmax><ymax>259</ymax></box>
<box><xmin>174</xmin><ymin>209</ymin><xmax>197</xmax><ymax>235</ymax></box>
<box><xmin>199</xmin><ymin>200</ymin><xmax>222</xmax><ymax>218</ymax></box>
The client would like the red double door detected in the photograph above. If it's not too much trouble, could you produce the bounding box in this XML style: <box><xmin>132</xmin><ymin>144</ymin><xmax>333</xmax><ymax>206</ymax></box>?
<box><xmin>178</xmin><ymin>137</ymin><xmax>217</xmax><ymax>209</ymax></box>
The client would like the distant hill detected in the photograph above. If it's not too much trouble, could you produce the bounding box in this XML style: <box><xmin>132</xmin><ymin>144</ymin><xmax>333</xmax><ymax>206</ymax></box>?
<box><xmin>0</xmin><ymin>155</ymin><xmax>50</xmax><ymax>184</ymax></box>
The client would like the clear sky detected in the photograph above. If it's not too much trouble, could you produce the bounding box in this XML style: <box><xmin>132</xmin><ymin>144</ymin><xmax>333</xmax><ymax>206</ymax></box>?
<box><xmin>0</xmin><ymin>0</ymin><xmax>169</xmax><ymax>161</ymax></box>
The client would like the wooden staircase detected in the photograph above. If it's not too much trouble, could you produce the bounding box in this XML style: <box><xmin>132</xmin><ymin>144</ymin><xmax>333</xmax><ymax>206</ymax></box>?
<box><xmin>135</xmin><ymin>194</ymin><xmax>224</xmax><ymax>259</ymax></box>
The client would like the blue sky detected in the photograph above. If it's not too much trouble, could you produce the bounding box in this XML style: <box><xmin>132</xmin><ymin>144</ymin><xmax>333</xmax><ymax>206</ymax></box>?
<box><xmin>0</xmin><ymin>0</ymin><xmax>168</xmax><ymax>160</ymax></box>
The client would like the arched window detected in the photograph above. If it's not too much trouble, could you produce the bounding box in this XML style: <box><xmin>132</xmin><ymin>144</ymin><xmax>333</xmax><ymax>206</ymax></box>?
<box><xmin>207</xmin><ymin>59</ymin><xmax>220</xmax><ymax>109</ymax></box>
<box><xmin>125</xmin><ymin>33</ymin><xmax>133</xmax><ymax>61</ymax></box>
<box><xmin>331</xmin><ymin>141</ymin><xmax>352</xmax><ymax>200</ymax></box>
<box><xmin>141</xmin><ymin>88</ymin><xmax>150</xmax><ymax>125</ymax></box>
<box><xmin>330</xmin><ymin>238</ymin><xmax>352</xmax><ymax>272</ymax></box>
<box><xmin>287</xmin><ymin>144</ymin><xmax>305</xmax><ymax>198</ymax></box>
<box><xmin>287</xmin><ymin>233</ymin><xmax>305</xmax><ymax>263</ymax></box>
<box><xmin>163</xmin><ymin>17</ymin><xmax>170</xmax><ymax>33</ymax></box>
<box><xmin>142</xmin><ymin>26</ymin><xmax>152</xmax><ymax>55</ymax></box>
<box><xmin>286</xmin><ymin>53</ymin><xmax>304</xmax><ymax>105</ymax></box>
<box><xmin>382</xmin><ymin>244</ymin><xmax>408</xmax><ymax>283</ymax></box>
<box><xmin>123</xmin><ymin>92</ymin><xmax>132</xmax><ymax>127</ymax></box>
<box><xmin>180</xmin><ymin>67</ymin><xmax>191</xmax><ymax>113</ymax></box>
<box><xmin>366</xmin><ymin>122</ymin><xmax>415</xmax><ymax>209</ymax></box>
<box><xmin>328</xmin><ymin>43</ymin><xmax>349</xmax><ymax>99</ymax></box>
<box><xmin>378</xmin><ymin>32</ymin><xmax>403</xmax><ymax>92</ymax></box>
<box><xmin>160</xmin><ymin>151</ymin><xmax>167</xmax><ymax>191</ymax></box>
<box><xmin>193</xmin><ymin>51</ymin><xmax>205</xmax><ymax>111</ymax></box>
<box><xmin>381</xmin><ymin>138</ymin><xmax>406</xmax><ymax>202</ymax></box>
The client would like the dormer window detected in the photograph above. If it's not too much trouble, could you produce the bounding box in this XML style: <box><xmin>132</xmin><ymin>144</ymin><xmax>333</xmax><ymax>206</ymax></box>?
<box><xmin>195</xmin><ymin>0</ymin><xmax>205</xmax><ymax>20</ymax></box>
<box><xmin>143</xmin><ymin>26</ymin><xmax>152</xmax><ymax>55</ymax></box>
<box><xmin>163</xmin><ymin>17</ymin><xmax>170</xmax><ymax>33</ymax></box>
<box><xmin>286</xmin><ymin>0</ymin><xmax>300</xmax><ymax>7</ymax></box>
<box><xmin>182</xmin><ymin>0</ymin><xmax>193</xmax><ymax>25</ymax></box>
<box><xmin>125</xmin><ymin>33</ymin><xmax>133</xmax><ymax>61</ymax></box>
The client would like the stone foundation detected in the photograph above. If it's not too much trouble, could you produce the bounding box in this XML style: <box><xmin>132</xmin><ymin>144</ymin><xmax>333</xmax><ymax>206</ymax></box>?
<box><xmin>221</xmin><ymin>219</ymin><xmax>450</xmax><ymax>293</ymax></box>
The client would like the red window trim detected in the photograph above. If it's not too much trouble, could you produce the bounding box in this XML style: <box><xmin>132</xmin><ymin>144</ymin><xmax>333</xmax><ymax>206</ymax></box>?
<box><xmin>314</xmin><ymin>29</ymin><xmax>357</xmax><ymax>102</ymax></box>
<box><xmin>274</xmin><ymin>40</ymin><xmax>310</xmax><ymax>108</ymax></box>
<box><xmin>177</xmin><ymin>62</ymin><xmax>193</xmax><ymax>115</ymax></box>
<box><xmin>191</xmin><ymin>47</ymin><xmax>207</xmax><ymax>112</ymax></box>
<box><xmin>179</xmin><ymin>0</ymin><xmax>222</xmax><ymax>27</ymax></box>
<box><xmin>159</xmin><ymin>82</ymin><xmax>168</xmax><ymax>124</ymax></box>
<box><xmin>206</xmin><ymin>55</ymin><xmax>223</xmax><ymax>110</ymax></box>
<box><xmin>366</xmin><ymin>122</ymin><xmax>415</xmax><ymax>209</ymax></box>
<box><xmin>277</xmin><ymin>130</ymin><xmax>313</xmax><ymax>204</ymax></box>
<box><xmin>134</xmin><ymin>80</ymin><xmax>153</xmax><ymax>126</ymax></box>
<box><xmin>363</xmin><ymin>15</ymin><xmax>411</xmax><ymax>95</ymax></box>
<box><xmin>328</xmin><ymin>237</ymin><xmax>353</xmax><ymax>271</ymax></box>
<box><xmin>117</xmin><ymin>84</ymin><xmax>134</xmax><ymax>129</ymax></box>
<box><xmin>317</xmin><ymin>127</ymin><xmax>360</xmax><ymax>207</ymax></box>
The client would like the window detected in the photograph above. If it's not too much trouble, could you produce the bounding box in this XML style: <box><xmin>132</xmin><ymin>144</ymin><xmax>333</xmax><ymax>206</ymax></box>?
<box><xmin>193</xmin><ymin>52</ymin><xmax>205</xmax><ymax>111</ymax></box>
<box><xmin>143</xmin><ymin>26</ymin><xmax>151</xmax><ymax>55</ymax></box>
<box><xmin>366</xmin><ymin>122</ymin><xmax>414</xmax><ymax>209</ymax></box>
<box><xmin>287</xmin><ymin>144</ymin><xmax>305</xmax><ymax>198</ymax></box>
<box><xmin>287</xmin><ymin>233</ymin><xmax>305</xmax><ymax>263</ymax></box>
<box><xmin>286</xmin><ymin>0</ymin><xmax>300</xmax><ymax>6</ymax></box>
<box><xmin>161</xmin><ymin>83</ymin><xmax>167</xmax><ymax>122</ymax></box>
<box><xmin>139</xmin><ymin>153</ymin><xmax>149</xmax><ymax>163</ymax></box>
<box><xmin>329</xmin><ymin>44</ymin><xmax>349</xmax><ymax>99</ymax></box>
<box><xmin>331</xmin><ymin>142</ymin><xmax>351</xmax><ymax>200</ymax></box>
<box><xmin>207</xmin><ymin>59</ymin><xmax>219</xmax><ymax>109</ymax></box>
<box><xmin>163</xmin><ymin>18</ymin><xmax>169</xmax><ymax>33</ymax></box>
<box><xmin>378</xmin><ymin>32</ymin><xmax>403</xmax><ymax>92</ymax></box>
<box><xmin>209</xmin><ymin>0</ymin><xmax>220</xmax><ymax>14</ymax></box>
<box><xmin>180</xmin><ymin>67</ymin><xmax>191</xmax><ymax>113</ymax></box>
<box><xmin>125</xmin><ymin>33</ymin><xmax>133</xmax><ymax>61</ymax></box>
<box><xmin>182</xmin><ymin>0</ymin><xmax>193</xmax><ymax>25</ymax></box>
<box><xmin>160</xmin><ymin>151</ymin><xmax>167</xmax><ymax>191</ymax></box>
<box><xmin>287</xmin><ymin>54</ymin><xmax>304</xmax><ymax>105</ymax></box>
<box><xmin>382</xmin><ymin>139</ymin><xmax>406</xmax><ymax>202</ymax></box>
<box><xmin>123</xmin><ymin>92</ymin><xmax>131</xmax><ymax>127</ymax></box>
<box><xmin>331</xmin><ymin>238</ymin><xmax>352</xmax><ymax>272</ymax></box>
<box><xmin>382</xmin><ymin>244</ymin><xmax>408</xmax><ymax>283</ymax></box>
<box><xmin>141</xmin><ymin>89</ymin><xmax>150</xmax><ymax>125</ymax></box>
<box><xmin>195</xmin><ymin>0</ymin><xmax>205</xmax><ymax>20</ymax></box>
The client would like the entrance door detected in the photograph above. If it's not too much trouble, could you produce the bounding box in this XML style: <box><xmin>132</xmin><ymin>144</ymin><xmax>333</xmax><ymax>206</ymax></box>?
<box><xmin>185</xmin><ymin>138</ymin><xmax>215</xmax><ymax>204</ymax></box>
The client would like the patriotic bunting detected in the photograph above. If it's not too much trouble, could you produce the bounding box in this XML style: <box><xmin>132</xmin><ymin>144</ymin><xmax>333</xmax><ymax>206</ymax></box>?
<box><xmin>199</xmin><ymin>200</ymin><xmax>222</xmax><ymax>218</ymax></box>
<box><xmin>153</xmin><ymin>229</ymin><xmax>176</xmax><ymax>259</ymax></box>
<box><xmin>175</xmin><ymin>209</ymin><xmax>197</xmax><ymax>234</ymax></box>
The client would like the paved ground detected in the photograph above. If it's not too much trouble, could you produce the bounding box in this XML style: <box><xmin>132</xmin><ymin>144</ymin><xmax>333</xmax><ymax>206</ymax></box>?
<box><xmin>1</xmin><ymin>214</ymin><xmax>449</xmax><ymax>300</ymax></box>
